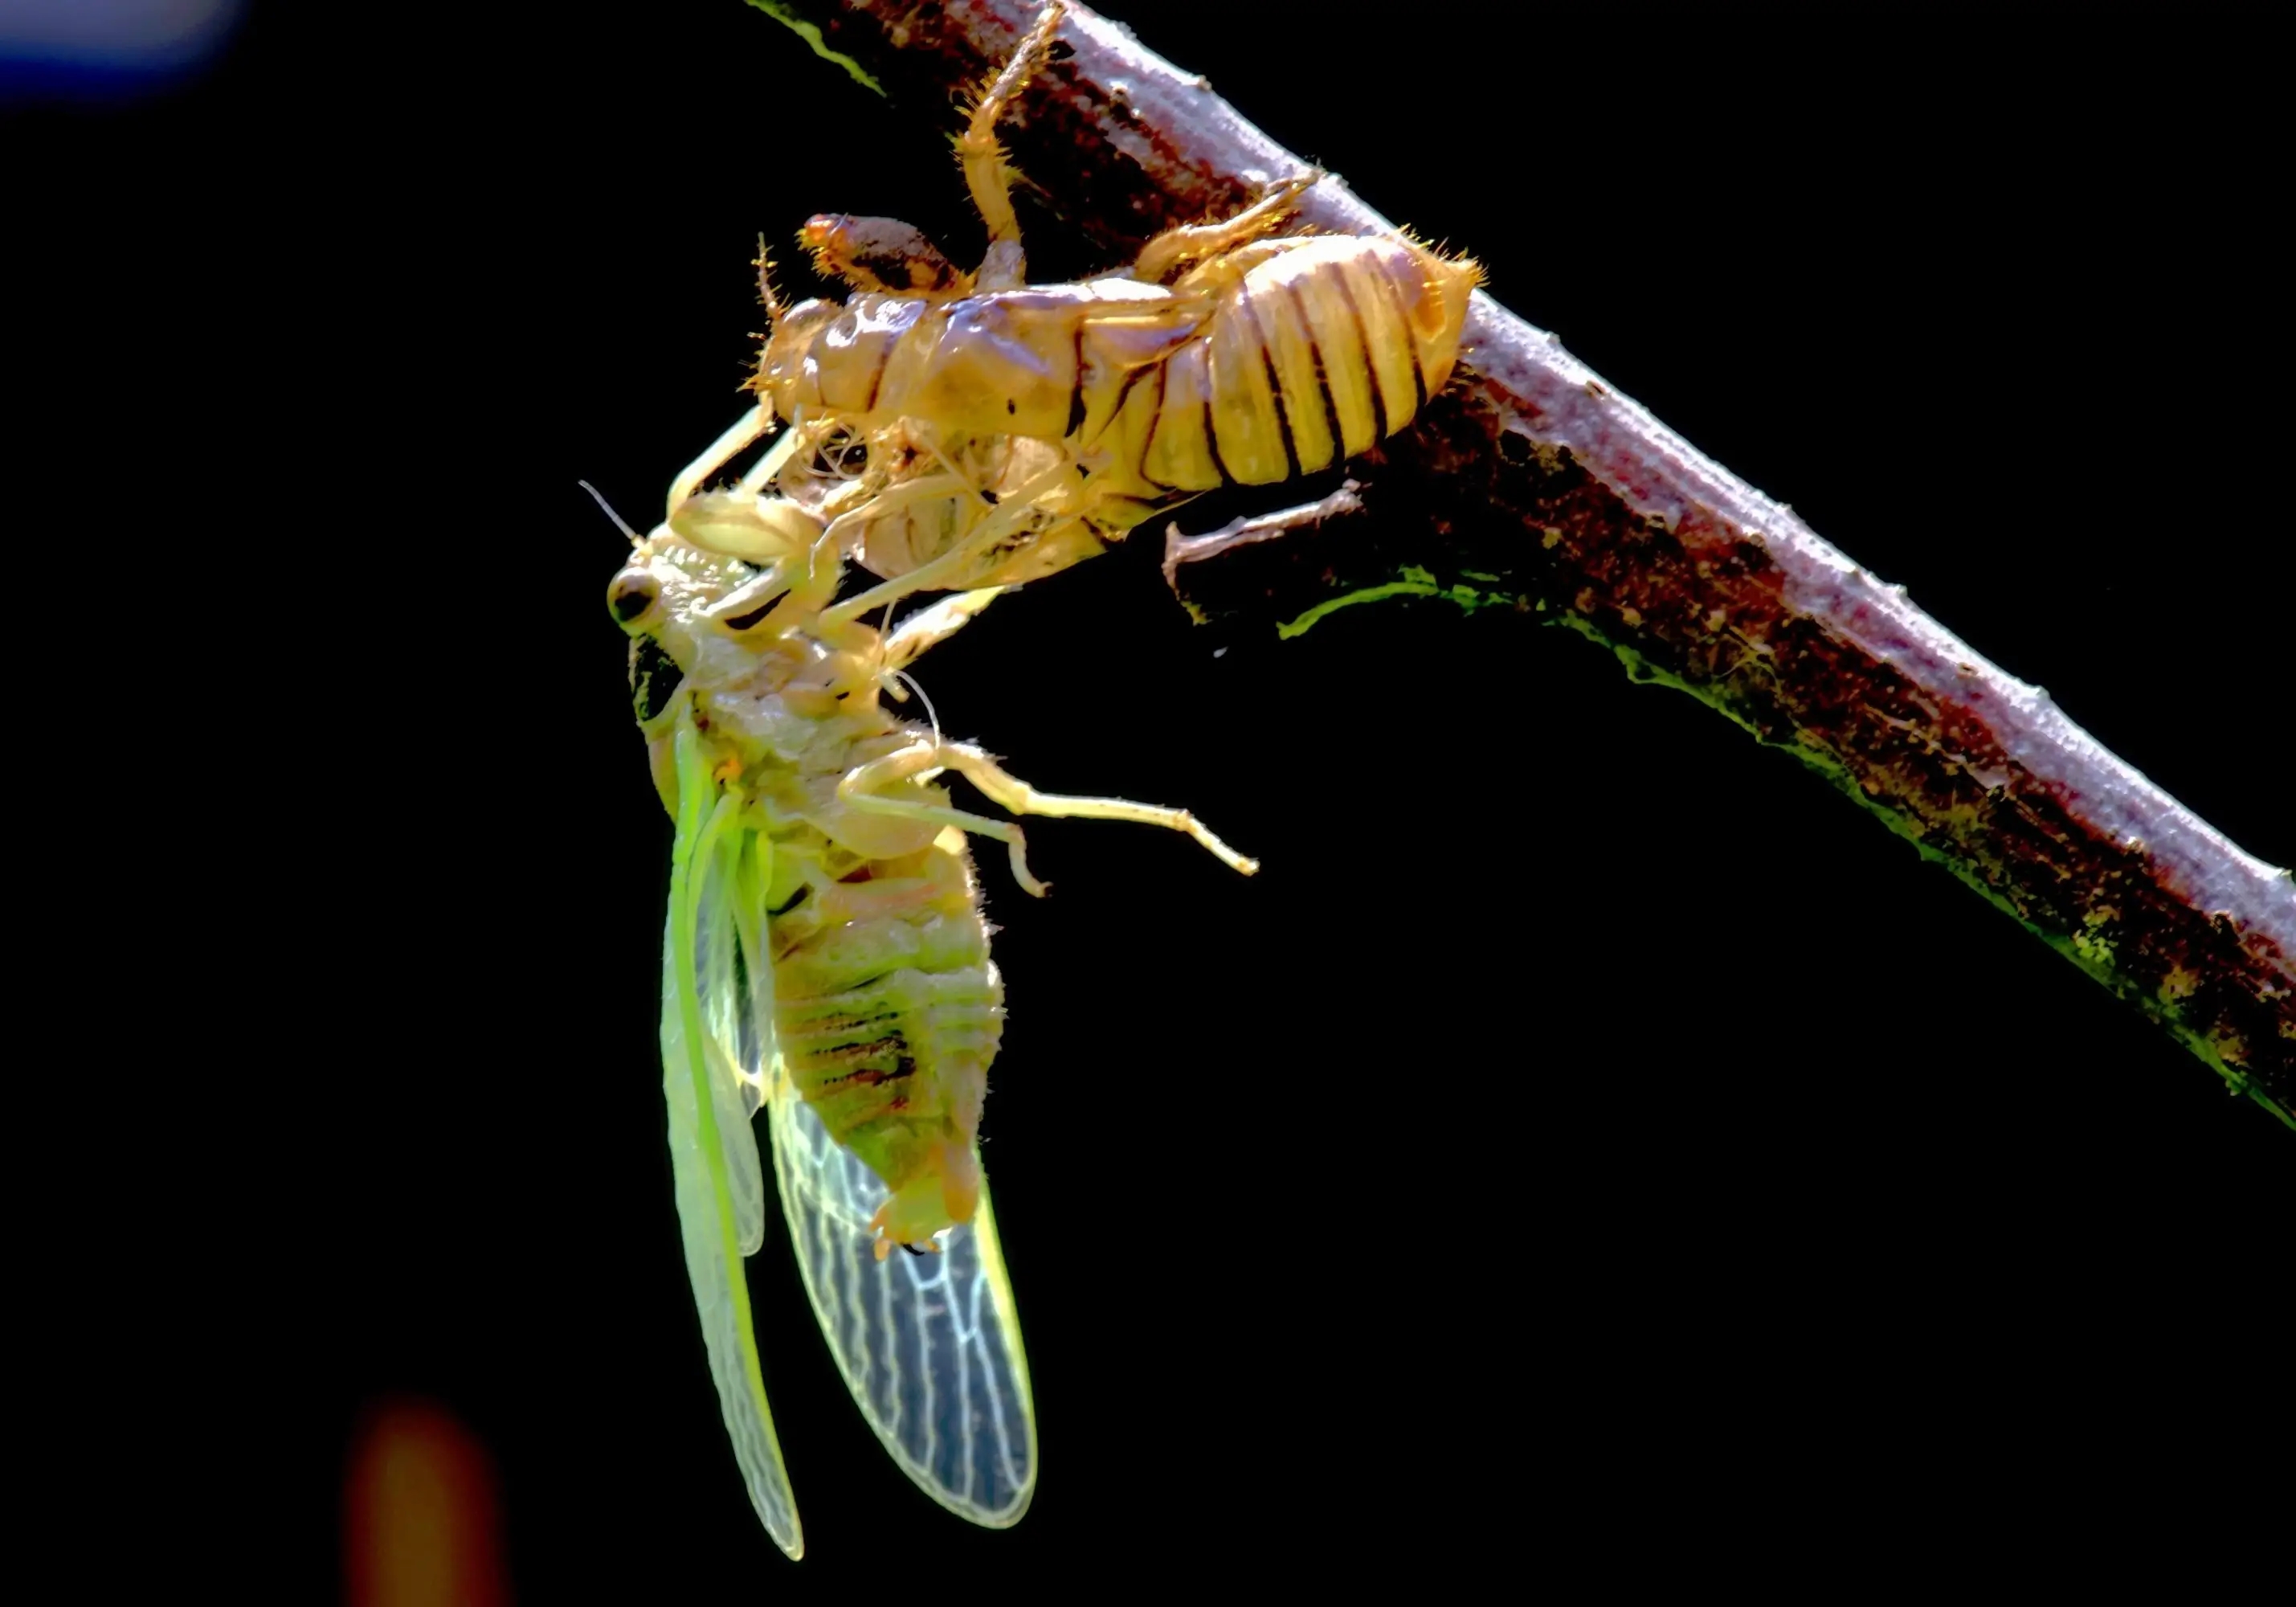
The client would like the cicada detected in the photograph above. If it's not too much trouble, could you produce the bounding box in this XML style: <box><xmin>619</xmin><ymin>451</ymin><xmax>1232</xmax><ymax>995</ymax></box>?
<box><xmin>672</xmin><ymin>0</ymin><xmax>1481</xmax><ymax>626</ymax></box>
<box><xmin>603</xmin><ymin>462</ymin><xmax>1252</xmax><ymax>1556</ymax></box>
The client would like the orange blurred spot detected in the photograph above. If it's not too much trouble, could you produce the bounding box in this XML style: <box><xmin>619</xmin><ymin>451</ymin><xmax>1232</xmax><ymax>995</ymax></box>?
<box><xmin>343</xmin><ymin>1399</ymin><xmax>511</xmax><ymax>1607</ymax></box>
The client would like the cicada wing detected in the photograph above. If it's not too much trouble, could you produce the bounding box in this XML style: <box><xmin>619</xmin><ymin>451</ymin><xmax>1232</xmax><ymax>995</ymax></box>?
<box><xmin>661</xmin><ymin>726</ymin><xmax>801</xmax><ymax>1556</ymax></box>
<box><xmin>692</xmin><ymin>827</ymin><xmax>774</xmax><ymax>1255</ymax></box>
<box><xmin>768</xmin><ymin>1091</ymin><xmax>1038</xmax><ymax>1527</ymax></box>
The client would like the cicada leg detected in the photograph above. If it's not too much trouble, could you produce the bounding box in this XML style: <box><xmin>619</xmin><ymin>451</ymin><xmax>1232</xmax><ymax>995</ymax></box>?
<box><xmin>838</xmin><ymin>741</ymin><xmax>1050</xmax><ymax>898</ymax></box>
<box><xmin>799</xmin><ymin>214</ymin><xmax>966</xmax><ymax>296</ymax></box>
<box><xmin>668</xmin><ymin>404</ymin><xmax>776</xmax><ymax>519</ymax></box>
<box><xmin>820</xmin><ymin>471</ymin><xmax>976</xmax><ymax>545</ymax></box>
<box><xmin>959</xmin><ymin>2</ymin><xmax>1067</xmax><ymax>289</ymax></box>
<box><xmin>880</xmin><ymin>587</ymin><xmax>1007</xmax><ymax>673</ymax></box>
<box><xmin>822</xmin><ymin>458</ymin><xmax>1084</xmax><ymax>626</ymax></box>
<box><xmin>931</xmin><ymin>743</ymin><xmax>1260</xmax><ymax>877</ymax></box>
<box><xmin>840</xmin><ymin>733</ymin><xmax>1260</xmax><ymax>899</ymax></box>
<box><xmin>1162</xmin><ymin>235</ymin><xmax>1322</xmax><ymax>299</ymax></box>
<box><xmin>1160</xmin><ymin>481</ymin><xmax>1368</xmax><ymax>583</ymax></box>
<box><xmin>1129</xmin><ymin>170</ymin><xmax>1322</xmax><ymax>285</ymax></box>
<box><xmin>735</xmin><ymin>423</ymin><xmax>804</xmax><ymax>496</ymax></box>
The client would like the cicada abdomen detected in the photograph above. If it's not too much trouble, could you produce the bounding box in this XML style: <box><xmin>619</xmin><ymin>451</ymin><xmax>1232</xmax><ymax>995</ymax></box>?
<box><xmin>1090</xmin><ymin>231</ymin><xmax>1481</xmax><ymax>495</ymax></box>
<box><xmin>766</xmin><ymin>838</ymin><xmax>1005</xmax><ymax>1248</ymax></box>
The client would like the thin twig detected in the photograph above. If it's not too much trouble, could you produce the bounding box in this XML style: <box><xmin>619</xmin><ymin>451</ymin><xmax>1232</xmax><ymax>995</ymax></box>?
<box><xmin>745</xmin><ymin>0</ymin><xmax>2295</xmax><ymax>1127</ymax></box>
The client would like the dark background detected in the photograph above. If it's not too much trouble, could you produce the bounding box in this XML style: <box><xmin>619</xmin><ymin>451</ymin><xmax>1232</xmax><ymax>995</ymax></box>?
<box><xmin>24</xmin><ymin>2</ymin><xmax>2287</xmax><ymax>1596</ymax></box>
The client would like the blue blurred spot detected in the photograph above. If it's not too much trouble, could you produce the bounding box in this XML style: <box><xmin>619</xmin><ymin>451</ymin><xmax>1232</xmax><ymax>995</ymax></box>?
<box><xmin>0</xmin><ymin>0</ymin><xmax>245</xmax><ymax>102</ymax></box>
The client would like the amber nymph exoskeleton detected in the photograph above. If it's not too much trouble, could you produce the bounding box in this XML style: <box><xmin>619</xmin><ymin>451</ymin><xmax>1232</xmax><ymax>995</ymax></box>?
<box><xmin>666</xmin><ymin>0</ymin><xmax>1480</xmax><ymax>626</ymax></box>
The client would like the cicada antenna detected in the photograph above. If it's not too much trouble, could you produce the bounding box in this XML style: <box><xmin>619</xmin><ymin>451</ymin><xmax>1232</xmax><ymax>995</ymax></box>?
<box><xmin>578</xmin><ymin>479</ymin><xmax>643</xmax><ymax>548</ymax></box>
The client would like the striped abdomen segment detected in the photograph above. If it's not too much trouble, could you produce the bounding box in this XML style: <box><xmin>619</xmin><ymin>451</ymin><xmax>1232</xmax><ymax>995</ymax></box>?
<box><xmin>1109</xmin><ymin>234</ymin><xmax>1480</xmax><ymax>492</ymax></box>
<box><xmin>770</xmin><ymin>855</ymin><xmax>1003</xmax><ymax>1193</ymax></box>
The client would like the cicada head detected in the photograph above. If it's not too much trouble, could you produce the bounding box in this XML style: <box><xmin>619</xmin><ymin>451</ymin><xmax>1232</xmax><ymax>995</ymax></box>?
<box><xmin>607</xmin><ymin>489</ymin><xmax>827</xmax><ymax>673</ymax></box>
<box><xmin>606</xmin><ymin>547</ymin><xmax>698</xmax><ymax>763</ymax></box>
<box><xmin>605</xmin><ymin>521</ymin><xmax>770</xmax><ymax>730</ymax></box>
<box><xmin>606</xmin><ymin>479</ymin><xmax>860</xmax><ymax>820</ymax></box>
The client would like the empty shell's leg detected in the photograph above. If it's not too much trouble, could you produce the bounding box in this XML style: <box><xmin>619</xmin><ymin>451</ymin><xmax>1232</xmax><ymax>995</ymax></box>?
<box><xmin>1130</xmin><ymin>171</ymin><xmax>1321</xmax><ymax>285</ymax></box>
<box><xmin>799</xmin><ymin>214</ymin><xmax>964</xmax><ymax>294</ymax></box>
<box><xmin>959</xmin><ymin>2</ymin><xmax>1065</xmax><ymax>289</ymax></box>
<box><xmin>1160</xmin><ymin>480</ymin><xmax>1368</xmax><ymax>588</ymax></box>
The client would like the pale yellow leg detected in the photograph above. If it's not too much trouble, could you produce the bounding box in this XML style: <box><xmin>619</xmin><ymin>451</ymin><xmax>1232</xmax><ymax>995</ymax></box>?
<box><xmin>959</xmin><ymin>2</ymin><xmax>1066</xmax><ymax>288</ymax></box>
<box><xmin>1166</xmin><ymin>235</ymin><xmax>1319</xmax><ymax>298</ymax></box>
<box><xmin>668</xmin><ymin>404</ymin><xmax>774</xmax><ymax>518</ymax></box>
<box><xmin>822</xmin><ymin>472</ymin><xmax>975</xmax><ymax>545</ymax></box>
<box><xmin>881</xmin><ymin>587</ymin><xmax>1007</xmax><ymax>672</ymax></box>
<box><xmin>840</xmin><ymin>742</ymin><xmax>1049</xmax><ymax>896</ymax></box>
<box><xmin>811</xmin><ymin>470</ymin><xmax>980</xmax><ymax>599</ymax></box>
<box><xmin>736</xmin><ymin>424</ymin><xmax>803</xmax><ymax>495</ymax></box>
<box><xmin>1130</xmin><ymin>170</ymin><xmax>1321</xmax><ymax>284</ymax></box>
<box><xmin>936</xmin><ymin>742</ymin><xmax>1259</xmax><ymax>876</ymax></box>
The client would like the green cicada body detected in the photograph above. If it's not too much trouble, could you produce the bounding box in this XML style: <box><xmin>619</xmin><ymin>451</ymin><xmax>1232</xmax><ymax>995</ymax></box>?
<box><xmin>604</xmin><ymin>465</ymin><xmax>1251</xmax><ymax>1556</ymax></box>
<box><xmin>615</xmin><ymin>496</ymin><xmax>1032</xmax><ymax>1556</ymax></box>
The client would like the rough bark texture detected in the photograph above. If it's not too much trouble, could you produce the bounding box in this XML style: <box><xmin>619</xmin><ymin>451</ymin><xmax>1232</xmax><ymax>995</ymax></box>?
<box><xmin>746</xmin><ymin>0</ymin><xmax>2295</xmax><ymax>1127</ymax></box>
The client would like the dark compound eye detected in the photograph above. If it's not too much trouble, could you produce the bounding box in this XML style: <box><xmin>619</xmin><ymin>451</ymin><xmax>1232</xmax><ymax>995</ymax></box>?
<box><xmin>607</xmin><ymin>569</ymin><xmax>660</xmax><ymax>627</ymax></box>
<box><xmin>628</xmin><ymin>636</ymin><xmax>682</xmax><ymax>724</ymax></box>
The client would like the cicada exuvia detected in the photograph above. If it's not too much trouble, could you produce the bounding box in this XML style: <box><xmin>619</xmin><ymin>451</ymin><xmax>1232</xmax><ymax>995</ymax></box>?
<box><xmin>668</xmin><ymin>1</ymin><xmax>1481</xmax><ymax>629</ymax></box>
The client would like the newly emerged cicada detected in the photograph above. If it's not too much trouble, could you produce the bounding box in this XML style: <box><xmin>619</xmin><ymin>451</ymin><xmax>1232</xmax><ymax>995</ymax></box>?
<box><xmin>603</xmin><ymin>467</ymin><xmax>1252</xmax><ymax>1556</ymax></box>
<box><xmin>670</xmin><ymin>0</ymin><xmax>1481</xmax><ymax>627</ymax></box>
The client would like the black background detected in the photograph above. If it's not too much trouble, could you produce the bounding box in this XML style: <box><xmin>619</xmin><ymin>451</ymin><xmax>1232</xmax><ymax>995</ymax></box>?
<box><xmin>24</xmin><ymin>2</ymin><xmax>2289</xmax><ymax>1596</ymax></box>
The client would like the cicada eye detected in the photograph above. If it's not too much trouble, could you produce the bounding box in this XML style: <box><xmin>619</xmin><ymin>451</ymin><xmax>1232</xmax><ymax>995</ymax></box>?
<box><xmin>607</xmin><ymin>567</ymin><xmax>660</xmax><ymax>628</ymax></box>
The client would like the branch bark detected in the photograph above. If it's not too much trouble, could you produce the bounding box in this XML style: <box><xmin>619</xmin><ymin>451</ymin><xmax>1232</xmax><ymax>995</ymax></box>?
<box><xmin>746</xmin><ymin>0</ymin><xmax>2296</xmax><ymax>1127</ymax></box>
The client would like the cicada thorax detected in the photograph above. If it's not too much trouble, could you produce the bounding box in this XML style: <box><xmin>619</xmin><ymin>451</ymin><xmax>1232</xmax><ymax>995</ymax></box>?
<box><xmin>760</xmin><ymin>277</ymin><xmax>1197</xmax><ymax>444</ymax></box>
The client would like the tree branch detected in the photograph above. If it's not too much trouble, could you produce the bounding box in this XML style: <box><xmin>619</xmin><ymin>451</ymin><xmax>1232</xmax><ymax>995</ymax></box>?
<box><xmin>746</xmin><ymin>0</ymin><xmax>2295</xmax><ymax>1127</ymax></box>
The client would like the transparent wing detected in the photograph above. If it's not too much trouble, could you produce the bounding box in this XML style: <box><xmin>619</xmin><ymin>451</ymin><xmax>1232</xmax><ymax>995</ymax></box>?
<box><xmin>693</xmin><ymin>825</ymin><xmax>774</xmax><ymax>1253</ymax></box>
<box><xmin>661</xmin><ymin>725</ymin><xmax>802</xmax><ymax>1556</ymax></box>
<box><xmin>768</xmin><ymin>1090</ymin><xmax>1038</xmax><ymax>1527</ymax></box>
